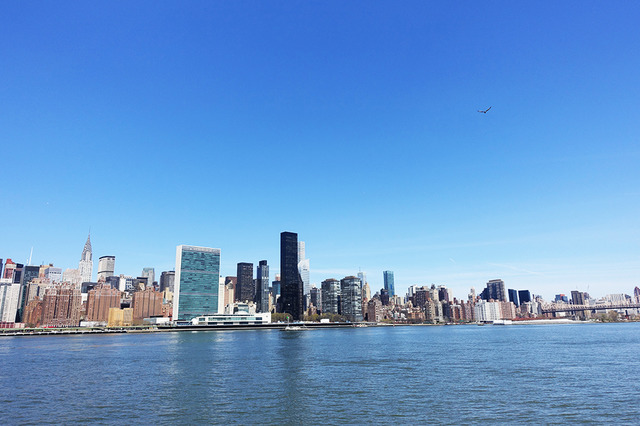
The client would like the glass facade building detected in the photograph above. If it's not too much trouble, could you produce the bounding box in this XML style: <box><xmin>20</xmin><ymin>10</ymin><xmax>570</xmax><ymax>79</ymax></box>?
<box><xmin>256</xmin><ymin>260</ymin><xmax>269</xmax><ymax>313</ymax></box>
<box><xmin>174</xmin><ymin>245</ymin><xmax>221</xmax><ymax>321</ymax></box>
<box><xmin>383</xmin><ymin>270</ymin><xmax>395</xmax><ymax>297</ymax></box>
<box><xmin>236</xmin><ymin>262</ymin><xmax>254</xmax><ymax>303</ymax></box>
<box><xmin>340</xmin><ymin>276</ymin><xmax>363</xmax><ymax>322</ymax></box>
<box><xmin>280</xmin><ymin>232</ymin><xmax>303</xmax><ymax>321</ymax></box>
<box><xmin>518</xmin><ymin>290</ymin><xmax>532</xmax><ymax>304</ymax></box>
<box><xmin>508</xmin><ymin>289</ymin><xmax>519</xmax><ymax>307</ymax></box>
<box><xmin>321</xmin><ymin>278</ymin><xmax>340</xmax><ymax>314</ymax></box>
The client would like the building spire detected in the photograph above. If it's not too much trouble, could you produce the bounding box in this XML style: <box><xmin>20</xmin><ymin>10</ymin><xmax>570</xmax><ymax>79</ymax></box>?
<box><xmin>82</xmin><ymin>232</ymin><xmax>92</xmax><ymax>261</ymax></box>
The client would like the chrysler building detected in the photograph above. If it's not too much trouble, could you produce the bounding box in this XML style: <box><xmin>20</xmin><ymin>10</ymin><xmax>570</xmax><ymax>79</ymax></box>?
<box><xmin>79</xmin><ymin>233</ymin><xmax>93</xmax><ymax>283</ymax></box>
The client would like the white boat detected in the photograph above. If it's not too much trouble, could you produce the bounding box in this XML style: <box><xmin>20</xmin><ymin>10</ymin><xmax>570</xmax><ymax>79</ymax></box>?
<box><xmin>282</xmin><ymin>324</ymin><xmax>309</xmax><ymax>331</ymax></box>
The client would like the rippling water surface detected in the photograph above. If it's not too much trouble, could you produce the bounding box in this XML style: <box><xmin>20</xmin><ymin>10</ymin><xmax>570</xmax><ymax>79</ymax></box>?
<box><xmin>2</xmin><ymin>323</ymin><xmax>640</xmax><ymax>424</ymax></box>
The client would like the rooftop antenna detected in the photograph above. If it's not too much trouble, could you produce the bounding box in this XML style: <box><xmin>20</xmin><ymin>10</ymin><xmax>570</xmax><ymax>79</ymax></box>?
<box><xmin>27</xmin><ymin>247</ymin><xmax>33</xmax><ymax>266</ymax></box>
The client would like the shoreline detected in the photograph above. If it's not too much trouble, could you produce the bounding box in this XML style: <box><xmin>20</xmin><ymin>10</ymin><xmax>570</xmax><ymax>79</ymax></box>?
<box><xmin>2</xmin><ymin>318</ymin><xmax>634</xmax><ymax>337</ymax></box>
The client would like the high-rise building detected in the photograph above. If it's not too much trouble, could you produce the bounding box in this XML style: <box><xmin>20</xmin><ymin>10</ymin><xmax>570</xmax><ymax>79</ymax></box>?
<box><xmin>340</xmin><ymin>276</ymin><xmax>363</xmax><ymax>322</ymax></box>
<box><xmin>570</xmin><ymin>290</ymin><xmax>586</xmax><ymax>305</ymax></box>
<box><xmin>79</xmin><ymin>233</ymin><xmax>93</xmax><ymax>283</ymax></box>
<box><xmin>298</xmin><ymin>258</ymin><xmax>310</xmax><ymax>296</ymax></box>
<box><xmin>132</xmin><ymin>288</ymin><xmax>163</xmax><ymax>323</ymax></box>
<box><xmin>2</xmin><ymin>259</ymin><xmax>16</xmax><ymax>280</ymax></box>
<box><xmin>271</xmin><ymin>275</ymin><xmax>281</xmax><ymax>298</ymax></box>
<box><xmin>367</xmin><ymin>298</ymin><xmax>382</xmax><ymax>322</ymax></box>
<box><xmin>438</xmin><ymin>285</ymin><xmax>452</xmax><ymax>303</ymax></box>
<box><xmin>383</xmin><ymin>271</ymin><xmax>395</xmax><ymax>296</ymax></box>
<box><xmin>256</xmin><ymin>260</ymin><xmax>269</xmax><ymax>313</ymax></box>
<box><xmin>310</xmin><ymin>286</ymin><xmax>322</xmax><ymax>313</ymax></box>
<box><xmin>362</xmin><ymin>282</ymin><xmax>371</xmax><ymax>301</ymax></box>
<box><xmin>141</xmin><ymin>267</ymin><xmax>155</xmax><ymax>288</ymax></box>
<box><xmin>97</xmin><ymin>256</ymin><xmax>116</xmax><ymax>281</ymax></box>
<box><xmin>480</xmin><ymin>279</ymin><xmax>507</xmax><ymax>302</ymax></box>
<box><xmin>160</xmin><ymin>271</ymin><xmax>175</xmax><ymax>293</ymax></box>
<box><xmin>41</xmin><ymin>284</ymin><xmax>82</xmax><ymax>327</ymax></box>
<box><xmin>508</xmin><ymin>289</ymin><xmax>519</xmax><ymax>307</ymax></box>
<box><xmin>118</xmin><ymin>275</ymin><xmax>135</xmax><ymax>292</ymax></box>
<box><xmin>0</xmin><ymin>279</ymin><xmax>21</xmax><ymax>323</ymax></box>
<box><xmin>474</xmin><ymin>300</ymin><xmax>502</xmax><ymax>322</ymax></box>
<box><xmin>174</xmin><ymin>245</ymin><xmax>221</xmax><ymax>321</ymax></box>
<box><xmin>321</xmin><ymin>279</ymin><xmax>340</xmax><ymax>315</ymax></box>
<box><xmin>17</xmin><ymin>265</ymin><xmax>40</xmax><ymax>322</ymax></box>
<box><xmin>63</xmin><ymin>268</ymin><xmax>81</xmax><ymax>286</ymax></box>
<box><xmin>236</xmin><ymin>262</ymin><xmax>254</xmax><ymax>303</ymax></box>
<box><xmin>86</xmin><ymin>284</ymin><xmax>121</xmax><ymax>322</ymax></box>
<box><xmin>518</xmin><ymin>290</ymin><xmax>532</xmax><ymax>304</ymax></box>
<box><xmin>555</xmin><ymin>294</ymin><xmax>569</xmax><ymax>303</ymax></box>
<box><xmin>357</xmin><ymin>271</ymin><xmax>366</xmax><ymax>288</ymax></box>
<box><xmin>45</xmin><ymin>266</ymin><xmax>62</xmax><ymax>283</ymax></box>
<box><xmin>280</xmin><ymin>232</ymin><xmax>303</xmax><ymax>321</ymax></box>
<box><xmin>297</xmin><ymin>241</ymin><xmax>310</xmax><ymax>295</ymax></box>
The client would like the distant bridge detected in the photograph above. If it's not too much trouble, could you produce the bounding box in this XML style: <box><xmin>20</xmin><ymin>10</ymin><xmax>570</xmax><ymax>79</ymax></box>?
<box><xmin>541</xmin><ymin>303</ymin><xmax>640</xmax><ymax>314</ymax></box>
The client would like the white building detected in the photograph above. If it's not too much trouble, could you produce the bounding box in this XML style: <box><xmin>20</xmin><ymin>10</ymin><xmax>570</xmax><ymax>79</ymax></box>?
<box><xmin>0</xmin><ymin>279</ymin><xmax>21</xmax><ymax>323</ymax></box>
<box><xmin>298</xmin><ymin>241</ymin><xmax>310</xmax><ymax>295</ymax></box>
<box><xmin>45</xmin><ymin>266</ymin><xmax>62</xmax><ymax>283</ymax></box>
<box><xmin>97</xmin><ymin>256</ymin><xmax>115</xmax><ymax>281</ymax></box>
<box><xmin>63</xmin><ymin>268</ymin><xmax>81</xmax><ymax>286</ymax></box>
<box><xmin>474</xmin><ymin>300</ymin><xmax>502</xmax><ymax>322</ymax></box>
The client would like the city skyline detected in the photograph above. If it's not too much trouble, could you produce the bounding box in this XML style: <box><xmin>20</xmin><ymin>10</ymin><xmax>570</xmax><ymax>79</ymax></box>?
<box><xmin>1</xmin><ymin>2</ymin><xmax>638</xmax><ymax>299</ymax></box>
<box><xmin>0</xmin><ymin>231</ymin><xmax>636</xmax><ymax>303</ymax></box>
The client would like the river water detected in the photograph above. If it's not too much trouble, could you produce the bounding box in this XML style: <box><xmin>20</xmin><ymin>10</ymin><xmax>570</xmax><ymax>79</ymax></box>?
<box><xmin>1</xmin><ymin>323</ymin><xmax>639</xmax><ymax>424</ymax></box>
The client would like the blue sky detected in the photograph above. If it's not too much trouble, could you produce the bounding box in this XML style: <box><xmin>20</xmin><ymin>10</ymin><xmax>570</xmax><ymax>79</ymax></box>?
<box><xmin>1</xmin><ymin>1</ymin><xmax>638</xmax><ymax>300</ymax></box>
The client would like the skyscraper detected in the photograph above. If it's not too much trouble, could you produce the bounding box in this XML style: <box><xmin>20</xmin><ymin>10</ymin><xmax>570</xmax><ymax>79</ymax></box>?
<box><xmin>298</xmin><ymin>241</ymin><xmax>310</xmax><ymax>295</ymax></box>
<box><xmin>159</xmin><ymin>271</ymin><xmax>175</xmax><ymax>293</ymax></box>
<box><xmin>340</xmin><ymin>276</ymin><xmax>363</xmax><ymax>322</ymax></box>
<box><xmin>310</xmin><ymin>286</ymin><xmax>322</xmax><ymax>312</ymax></box>
<box><xmin>174</xmin><ymin>245</ymin><xmax>221</xmax><ymax>321</ymax></box>
<box><xmin>280</xmin><ymin>232</ymin><xmax>303</xmax><ymax>321</ymax></box>
<box><xmin>518</xmin><ymin>290</ymin><xmax>532</xmax><ymax>304</ymax></box>
<box><xmin>79</xmin><ymin>233</ymin><xmax>93</xmax><ymax>283</ymax></box>
<box><xmin>508</xmin><ymin>289</ymin><xmax>519</xmax><ymax>307</ymax></box>
<box><xmin>256</xmin><ymin>260</ymin><xmax>269</xmax><ymax>313</ymax></box>
<box><xmin>141</xmin><ymin>267</ymin><xmax>155</xmax><ymax>288</ymax></box>
<box><xmin>86</xmin><ymin>284</ymin><xmax>121</xmax><ymax>322</ymax></box>
<box><xmin>383</xmin><ymin>271</ymin><xmax>395</xmax><ymax>297</ymax></box>
<box><xmin>321</xmin><ymin>279</ymin><xmax>340</xmax><ymax>314</ymax></box>
<box><xmin>17</xmin><ymin>265</ymin><xmax>40</xmax><ymax>322</ymax></box>
<box><xmin>0</xmin><ymin>279</ymin><xmax>21</xmax><ymax>323</ymax></box>
<box><xmin>357</xmin><ymin>271</ymin><xmax>366</xmax><ymax>289</ymax></box>
<box><xmin>236</xmin><ymin>262</ymin><xmax>254</xmax><ymax>303</ymax></box>
<box><xmin>97</xmin><ymin>256</ymin><xmax>115</xmax><ymax>282</ymax></box>
<box><xmin>480</xmin><ymin>279</ymin><xmax>507</xmax><ymax>302</ymax></box>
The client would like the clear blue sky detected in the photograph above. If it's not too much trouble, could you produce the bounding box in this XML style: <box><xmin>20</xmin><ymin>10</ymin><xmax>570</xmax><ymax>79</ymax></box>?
<box><xmin>1</xmin><ymin>1</ymin><xmax>639</xmax><ymax>300</ymax></box>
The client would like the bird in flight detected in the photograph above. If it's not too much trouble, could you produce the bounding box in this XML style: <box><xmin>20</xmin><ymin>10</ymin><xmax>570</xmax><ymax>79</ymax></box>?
<box><xmin>477</xmin><ymin>106</ymin><xmax>492</xmax><ymax>113</ymax></box>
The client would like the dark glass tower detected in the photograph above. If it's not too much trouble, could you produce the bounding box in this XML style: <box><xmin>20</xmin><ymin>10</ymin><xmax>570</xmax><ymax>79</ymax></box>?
<box><xmin>383</xmin><ymin>271</ymin><xmax>395</xmax><ymax>297</ymax></box>
<box><xmin>508</xmin><ymin>289</ymin><xmax>519</xmax><ymax>307</ymax></box>
<box><xmin>236</xmin><ymin>262</ymin><xmax>254</xmax><ymax>303</ymax></box>
<box><xmin>280</xmin><ymin>232</ymin><xmax>303</xmax><ymax>321</ymax></box>
<box><xmin>16</xmin><ymin>265</ymin><xmax>40</xmax><ymax>322</ymax></box>
<box><xmin>518</xmin><ymin>290</ymin><xmax>532</xmax><ymax>304</ymax></box>
<box><xmin>256</xmin><ymin>260</ymin><xmax>270</xmax><ymax>313</ymax></box>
